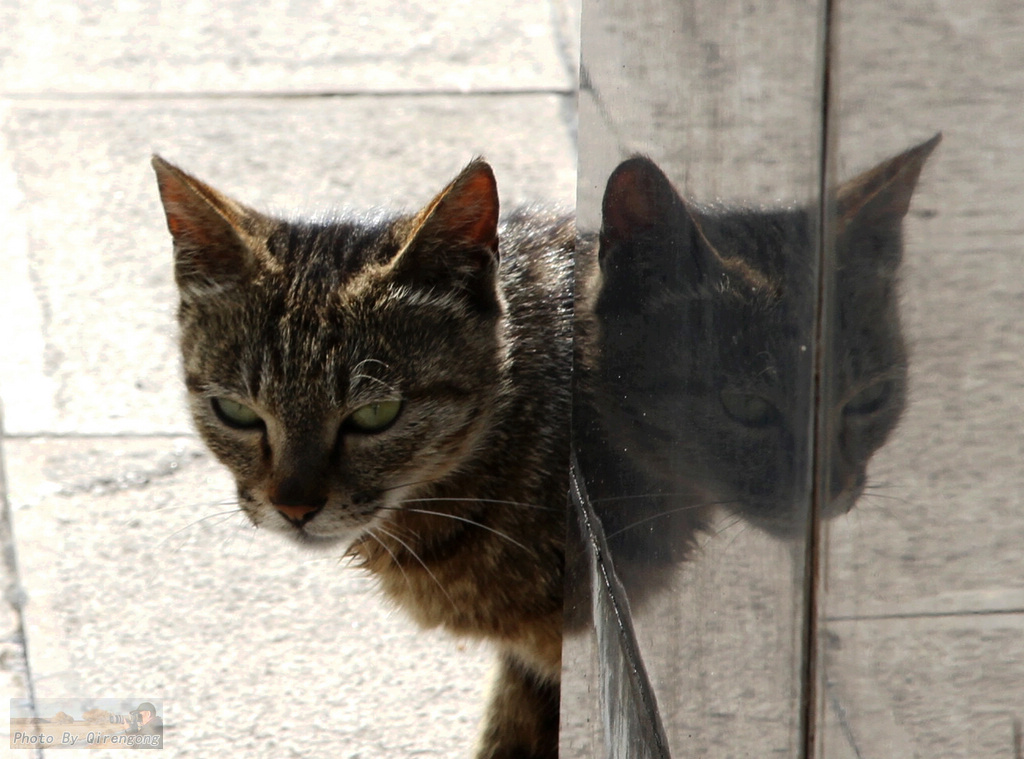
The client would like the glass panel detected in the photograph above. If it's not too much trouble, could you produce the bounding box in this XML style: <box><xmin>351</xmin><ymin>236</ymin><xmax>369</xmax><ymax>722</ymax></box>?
<box><xmin>563</xmin><ymin>0</ymin><xmax>828</xmax><ymax>754</ymax></box>
<box><xmin>818</xmin><ymin>2</ymin><xmax>1024</xmax><ymax>757</ymax></box>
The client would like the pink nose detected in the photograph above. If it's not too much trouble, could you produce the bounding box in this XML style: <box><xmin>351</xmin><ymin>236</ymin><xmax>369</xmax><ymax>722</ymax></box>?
<box><xmin>275</xmin><ymin>503</ymin><xmax>322</xmax><ymax>522</ymax></box>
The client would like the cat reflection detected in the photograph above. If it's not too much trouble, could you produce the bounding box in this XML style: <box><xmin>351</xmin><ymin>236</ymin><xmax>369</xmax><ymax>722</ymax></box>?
<box><xmin>574</xmin><ymin>136</ymin><xmax>940</xmax><ymax>574</ymax></box>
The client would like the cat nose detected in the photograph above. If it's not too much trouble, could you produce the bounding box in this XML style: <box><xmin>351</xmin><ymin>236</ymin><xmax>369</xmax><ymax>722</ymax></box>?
<box><xmin>269</xmin><ymin>476</ymin><xmax>327</xmax><ymax>524</ymax></box>
<box><xmin>274</xmin><ymin>503</ymin><xmax>323</xmax><ymax>524</ymax></box>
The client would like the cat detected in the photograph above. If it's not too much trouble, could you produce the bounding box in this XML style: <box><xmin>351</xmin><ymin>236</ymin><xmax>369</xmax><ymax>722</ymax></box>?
<box><xmin>151</xmin><ymin>157</ymin><xmax>574</xmax><ymax>759</ymax></box>
<box><xmin>573</xmin><ymin>135</ymin><xmax>941</xmax><ymax>596</ymax></box>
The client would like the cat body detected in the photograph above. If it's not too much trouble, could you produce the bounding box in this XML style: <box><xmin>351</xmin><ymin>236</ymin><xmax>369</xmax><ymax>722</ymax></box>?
<box><xmin>152</xmin><ymin>158</ymin><xmax>573</xmax><ymax>759</ymax></box>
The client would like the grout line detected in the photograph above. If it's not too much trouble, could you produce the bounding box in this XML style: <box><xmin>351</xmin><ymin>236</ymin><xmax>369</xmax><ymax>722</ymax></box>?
<box><xmin>3</xmin><ymin>432</ymin><xmax>195</xmax><ymax>440</ymax></box>
<box><xmin>827</xmin><ymin>608</ymin><xmax>1024</xmax><ymax>622</ymax></box>
<box><xmin>0</xmin><ymin>88</ymin><xmax>576</xmax><ymax>102</ymax></box>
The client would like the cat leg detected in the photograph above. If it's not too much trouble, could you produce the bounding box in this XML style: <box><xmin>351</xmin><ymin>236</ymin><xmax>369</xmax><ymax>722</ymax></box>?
<box><xmin>474</xmin><ymin>652</ymin><xmax>560</xmax><ymax>759</ymax></box>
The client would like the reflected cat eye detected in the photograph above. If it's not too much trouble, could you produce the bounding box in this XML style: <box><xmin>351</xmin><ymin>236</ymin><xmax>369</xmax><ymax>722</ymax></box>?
<box><xmin>844</xmin><ymin>380</ymin><xmax>893</xmax><ymax>416</ymax></box>
<box><xmin>720</xmin><ymin>390</ymin><xmax>782</xmax><ymax>427</ymax></box>
<box><xmin>211</xmin><ymin>397</ymin><xmax>263</xmax><ymax>429</ymax></box>
<box><xmin>346</xmin><ymin>400</ymin><xmax>402</xmax><ymax>433</ymax></box>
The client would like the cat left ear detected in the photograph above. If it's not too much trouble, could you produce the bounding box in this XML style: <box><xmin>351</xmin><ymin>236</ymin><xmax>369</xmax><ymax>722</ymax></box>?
<box><xmin>836</xmin><ymin>133</ymin><xmax>941</xmax><ymax>227</ymax></box>
<box><xmin>392</xmin><ymin>159</ymin><xmax>501</xmax><ymax>307</ymax></box>
<box><xmin>405</xmin><ymin>158</ymin><xmax>499</xmax><ymax>254</ymax></box>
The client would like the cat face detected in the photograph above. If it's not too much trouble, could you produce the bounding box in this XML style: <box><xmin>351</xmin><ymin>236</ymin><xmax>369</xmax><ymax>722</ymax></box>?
<box><xmin>589</xmin><ymin>136</ymin><xmax>938</xmax><ymax>537</ymax></box>
<box><xmin>153</xmin><ymin>158</ymin><xmax>506</xmax><ymax>548</ymax></box>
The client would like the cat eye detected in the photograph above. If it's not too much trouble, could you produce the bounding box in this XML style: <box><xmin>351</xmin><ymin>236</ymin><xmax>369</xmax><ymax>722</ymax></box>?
<box><xmin>720</xmin><ymin>390</ymin><xmax>782</xmax><ymax>428</ymax></box>
<box><xmin>211</xmin><ymin>397</ymin><xmax>264</xmax><ymax>429</ymax></box>
<box><xmin>346</xmin><ymin>400</ymin><xmax>402</xmax><ymax>433</ymax></box>
<box><xmin>844</xmin><ymin>380</ymin><xmax>893</xmax><ymax>416</ymax></box>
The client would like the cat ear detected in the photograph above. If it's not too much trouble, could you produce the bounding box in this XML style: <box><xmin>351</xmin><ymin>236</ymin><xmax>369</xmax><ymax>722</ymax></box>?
<box><xmin>835</xmin><ymin>133</ymin><xmax>941</xmax><ymax>228</ymax></box>
<box><xmin>152</xmin><ymin>156</ymin><xmax>271</xmax><ymax>297</ymax></box>
<box><xmin>600</xmin><ymin>155</ymin><xmax>680</xmax><ymax>251</ymax></box>
<box><xmin>391</xmin><ymin>159</ymin><xmax>501</xmax><ymax>308</ymax></box>
<box><xmin>598</xmin><ymin>156</ymin><xmax>720</xmax><ymax>302</ymax></box>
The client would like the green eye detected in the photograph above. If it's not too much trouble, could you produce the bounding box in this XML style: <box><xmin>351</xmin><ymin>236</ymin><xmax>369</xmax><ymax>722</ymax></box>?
<box><xmin>720</xmin><ymin>390</ymin><xmax>781</xmax><ymax>428</ymax></box>
<box><xmin>347</xmin><ymin>400</ymin><xmax>402</xmax><ymax>433</ymax></box>
<box><xmin>844</xmin><ymin>381</ymin><xmax>893</xmax><ymax>416</ymax></box>
<box><xmin>211</xmin><ymin>397</ymin><xmax>263</xmax><ymax>429</ymax></box>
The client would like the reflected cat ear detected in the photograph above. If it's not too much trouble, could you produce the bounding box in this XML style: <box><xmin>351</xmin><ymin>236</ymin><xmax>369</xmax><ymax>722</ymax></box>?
<box><xmin>151</xmin><ymin>156</ymin><xmax>270</xmax><ymax>296</ymax></box>
<box><xmin>598</xmin><ymin>156</ymin><xmax>721</xmax><ymax>302</ymax></box>
<box><xmin>836</xmin><ymin>133</ymin><xmax>941</xmax><ymax>227</ymax></box>
<box><xmin>392</xmin><ymin>159</ymin><xmax>501</xmax><ymax>309</ymax></box>
<box><xmin>600</xmin><ymin>156</ymin><xmax>680</xmax><ymax>248</ymax></box>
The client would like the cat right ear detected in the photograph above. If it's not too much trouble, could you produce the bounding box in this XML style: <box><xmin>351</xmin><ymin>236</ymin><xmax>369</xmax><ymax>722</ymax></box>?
<box><xmin>835</xmin><ymin>133</ymin><xmax>941</xmax><ymax>228</ymax></box>
<box><xmin>151</xmin><ymin>156</ymin><xmax>269</xmax><ymax>297</ymax></box>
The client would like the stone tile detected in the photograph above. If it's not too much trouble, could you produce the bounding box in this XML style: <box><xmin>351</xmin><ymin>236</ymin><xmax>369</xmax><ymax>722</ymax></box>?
<box><xmin>823</xmin><ymin>614</ymin><xmax>1024</xmax><ymax>758</ymax></box>
<box><xmin>0</xmin><ymin>95</ymin><xmax>576</xmax><ymax>435</ymax></box>
<box><xmin>0</xmin><ymin>1</ymin><xmax>574</xmax><ymax>95</ymax></box>
<box><xmin>5</xmin><ymin>436</ymin><xmax>491</xmax><ymax>757</ymax></box>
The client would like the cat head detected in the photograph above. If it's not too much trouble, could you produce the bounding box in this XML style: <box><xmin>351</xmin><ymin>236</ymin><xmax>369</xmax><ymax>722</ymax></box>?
<box><xmin>153</xmin><ymin>157</ymin><xmax>506</xmax><ymax>548</ymax></box>
<box><xmin>589</xmin><ymin>135</ymin><xmax>939</xmax><ymax>537</ymax></box>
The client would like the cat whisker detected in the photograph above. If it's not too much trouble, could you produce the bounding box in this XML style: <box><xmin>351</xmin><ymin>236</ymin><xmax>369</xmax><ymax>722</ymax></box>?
<box><xmin>352</xmin><ymin>357</ymin><xmax>389</xmax><ymax>374</ymax></box>
<box><xmin>715</xmin><ymin>517</ymin><xmax>751</xmax><ymax>555</ymax></box>
<box><xmin>350</xmin><ymin>373</ymin><xmax>400</xmax><ymax>395</ymax></box>
<box><xmin>602</xmin><ymin>499</ymin><xmax>741</xmax><ymax>542</ymax></box>
<box><xmin>375</xmin><ymin>476</ymin><xmax>447</xmax><ymax>495</ymax></box>
<box><xmin>372</xmin><ymin>524</ymin><xmax>457</xmax><ymax>611</ymax></box>
<box><xmin>863</xmin><ymin>480</ymin><xmax>904</xmax><ymax>490</ymax></box>
<box><xmin>350</xmin><ymin>358</ymin><xmax>398</xmax><ymax>394</ymax></box>
<box><xmin>712</xmin><ymin>513</ymin><xmax>746</xmax><ymax>538</ymax></box>
<box><xmin>394</xmin><ymin>496</ymin><xmax>562</xmax><ymax>513</ymax></box>
<box><xmin>151</xmin><ymin>496</ymin><xmax>238</xmax><ymax>513</ymax></box>
<box><xmin>856</xmin><ymin>491</ymin><xmax>910</xmax><ymax>504</ymax></box>
<box><xmin>159</xmin><ymin>508</ymin><xmax>243</xmax><ymax>552</ymax></box>
<box><xmin>590</xmin><ymin>491</ymin><xmax>721</xmax><ymax>506</ymax></box>
<box><xmin>363</xmin><ymin>527</ymin><xmax>414</xmax><ymax>596</ymax></box>
<box><xmin>365</xmin><ymin>519</ymin><xmax>419</xmax><ymax>549</ymax></box>
<box><xmin>383</xmin><ymin>506</ymin><xmax>532</xmax><ymax>554</ymax></box>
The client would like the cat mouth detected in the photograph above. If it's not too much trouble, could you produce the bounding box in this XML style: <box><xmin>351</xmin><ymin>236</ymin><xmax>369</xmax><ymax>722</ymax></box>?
<box><xmin>733</xmin><ymin>484</ymin><xmax>864</xmax><ymax>539</ymax></box>
<box><xmin>824</xmin><ymin>486</ymin><xmax>861</xmax><ymax>519</ymax></box>
<box><xmin>283</xmin><ymin>528</ymin><xmax>346</xmax><ymax>549</ymax></box>
<box><xmin>264</xmin><ymin>501</ymin><xmax>380</xmax><ymax>549</ymax></box>
<box><xmin>270</xmin><ymin>516</ymin><xmax>365</xmax><ymax>551</ymax></box>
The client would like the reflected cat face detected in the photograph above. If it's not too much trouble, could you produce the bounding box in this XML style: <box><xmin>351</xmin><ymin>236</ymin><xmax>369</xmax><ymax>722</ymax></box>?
<box><xmin>588</xmin><ymin>136</ymin><xmax>939</xmax><ymax>536</ymax></box>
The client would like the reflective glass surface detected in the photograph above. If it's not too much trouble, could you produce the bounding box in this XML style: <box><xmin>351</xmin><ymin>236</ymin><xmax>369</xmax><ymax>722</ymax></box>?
<box><xmin>563</xmin><ymin>1</ymin><xmax>1022</xmax><ymax>756</ymax></box>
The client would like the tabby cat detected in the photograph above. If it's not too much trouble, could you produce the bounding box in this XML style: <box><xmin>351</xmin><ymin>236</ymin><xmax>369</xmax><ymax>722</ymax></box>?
<box><xmin>574</xmin><ymin>135</ymin><xmax>940</xmax><ymax>585</ymax></box>
<box><xmin>152</xmin><ymin>157</ymin><xmax>573</xmax><ymax>759</ymax></box>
